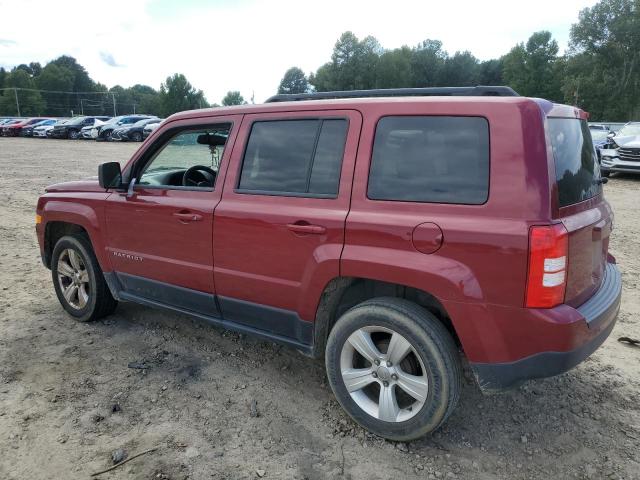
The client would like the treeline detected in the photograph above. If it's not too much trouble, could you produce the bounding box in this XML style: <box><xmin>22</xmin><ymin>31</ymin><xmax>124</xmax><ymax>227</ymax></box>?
<box><xmin>0</xmin><ymin>57</ymin><xmax>248</xmax><ymax>117</ymax></box>
<box><xmin>278</xmin><ymin>0</ymin><xmax>639</xmax><ymax>121</ymax></box>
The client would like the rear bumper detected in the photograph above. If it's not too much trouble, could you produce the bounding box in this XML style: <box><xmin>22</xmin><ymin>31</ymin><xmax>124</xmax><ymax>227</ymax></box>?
<box><xmin>470</xmin><ymin>261</ymin><xmax>621</xmax><ymax>392</ymax></box>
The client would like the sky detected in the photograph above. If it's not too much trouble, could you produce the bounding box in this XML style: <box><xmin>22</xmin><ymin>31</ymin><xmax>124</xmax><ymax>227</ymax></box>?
<box><xmin>0</xmin><ymin>0</ymin><xmax>599</xmax><ymax>104</ymax></box>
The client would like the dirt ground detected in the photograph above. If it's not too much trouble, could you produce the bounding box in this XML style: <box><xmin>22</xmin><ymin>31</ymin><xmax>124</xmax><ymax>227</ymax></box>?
<box><xmin>0</xmin><ymin>137</ymin><xmax>638</xmax><ymax>480</ymax></box>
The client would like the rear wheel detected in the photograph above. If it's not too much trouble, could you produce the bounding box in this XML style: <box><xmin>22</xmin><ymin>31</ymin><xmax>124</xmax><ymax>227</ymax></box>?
<box><xmin>131</xmin><ymin>131</ymin><xmax>142</xmax><ymax>142</ymax></box>
<box><xmin>325</xmin><ymin>297</ymin><xmax>461</xmax><ymax>441</ymax></box>
<box><xmin>51</xmin><ymin>235</ymin><xmax>117</xmax><ymax>322</ymax></box>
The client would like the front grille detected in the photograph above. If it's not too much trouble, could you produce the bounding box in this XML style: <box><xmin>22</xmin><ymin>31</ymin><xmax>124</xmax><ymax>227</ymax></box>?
<box><xmin>618</xmin><ymin>147</ymin><xmax>640</xmax><ymax>162</ymax></box>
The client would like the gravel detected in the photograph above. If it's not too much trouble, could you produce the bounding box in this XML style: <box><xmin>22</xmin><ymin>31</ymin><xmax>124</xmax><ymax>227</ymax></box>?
<box><xmin>0</xmin><ymin>137</ymin><xmax>638</xmax><ymax>479</ymax></box>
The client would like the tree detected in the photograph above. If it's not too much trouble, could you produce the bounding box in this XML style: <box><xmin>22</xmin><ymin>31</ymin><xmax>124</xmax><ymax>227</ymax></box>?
<box><xmin>411</xmin><ymin>39</ymin><xmax>447</xmax><ymax>87</ymax></box>
<box><xmin>277</xmin><ymin>67</ymin><xmax>310</xmax><ymax>94</ymax></box>
<box><xmin>503</xmin><ymin>31</ymin><xmax>563</xmax><ymax>101</ymax></box>
<box><xmin>159</xmin><ymin>73</ymin><xmax>208</xmax><ymax>116</ymax></box>
<box><xmin>221</xmin><ymin>91</ymin><xmax>246</xmax><ymax>106</ymax></box>
<box><xmin>565</xmin><ymin>0</ymin><xmax>640</xmax><ymax>120</ymax></box>
<box><xmin>375</xmin><ymin>47</ymin><xmax>413</xmax><ymax>88</ymax></box>
<box><xmin>478</xmin><ymin>59</ymin><xmax>503</xmax><ymax>85</ymax></box>
<box><xmin>440</xmin><ymin>51</ymin><xmax>480</xmax><ymax>86</ymax></box>
<box><xmin>0</xmin><ymin>68</ymin><xmax>45</xmax><ymax>115</ymax></box>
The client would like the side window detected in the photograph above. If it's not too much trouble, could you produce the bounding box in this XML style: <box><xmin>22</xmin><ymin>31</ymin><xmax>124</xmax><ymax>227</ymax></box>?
<box><xmin>139</xmin><ymin>124</ymin><xmax>231</xmax><ymax>189</ymax></box>
<box><xmin>238</xmin><ymin>119</ymin><xmax>348</xmax><ymax>196</ymax></box>
<box><xmin>368</xmin><ymin>116</ymin><xmax>490</xmax><ymax>205</ymax></box>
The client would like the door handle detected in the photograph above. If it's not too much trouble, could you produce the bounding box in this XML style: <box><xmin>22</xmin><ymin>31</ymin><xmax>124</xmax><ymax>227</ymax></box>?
<box><xmin>286</xmin><ymin>223</ymin><xmax>327</xmax><ymax>234</ymax></box>
<box><xmin>173</xmin><ymin>212</ymin><xmax>203</xmax><ymax>222</ymax></box>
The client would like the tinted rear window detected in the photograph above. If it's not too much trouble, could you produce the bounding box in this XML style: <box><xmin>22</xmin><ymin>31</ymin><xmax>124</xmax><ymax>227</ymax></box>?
<box><xmin>368</xmin><ymin>116</ymin><xmax>490</xmax><ymax>204</ymax></box>
<box><xmin>548</xmin><ymin>118</ymin><xmax>601</xmax><ymax>207</ymax></box>
<box><xmin>238</xmin><ymin>119</ymin><xmax>347</xmax><ymax>196</ymax></box>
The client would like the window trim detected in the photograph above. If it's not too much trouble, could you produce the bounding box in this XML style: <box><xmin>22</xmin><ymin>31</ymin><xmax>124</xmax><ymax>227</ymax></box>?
<box><xmin>132</xmin><ymin>122</ymin><xmax>233</xmax><ymax>192</ymax></box>
<box><xmin>234</xmin><ymin>116</ymin><xmax>350</xmax><ymax>199</ymax></box>
<box><xmin>366</xmin><ymin>114</ymin><xmax>492</xmax><ymax>206</ymax></box>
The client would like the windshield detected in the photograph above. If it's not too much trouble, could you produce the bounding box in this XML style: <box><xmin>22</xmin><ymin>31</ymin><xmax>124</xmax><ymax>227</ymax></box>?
<box><xmin>617</xmin><ymin>123</ymin><xmax>640</xmax><ymax>137</ymax></box>
<box><xmin>67</xmin><ymin>117</ymin><xmax>86</xmax><ymax>125</ymax></box>
<box><xmin>132</xmin><ymin>118</ymin><xmax>153</xmax><ymax>127</ymax></box>
<box><xmin>549</xmin><ymin>118</ymin><xmax>601</xmax><ymax>208</ymax></box>
<box><xmin>590</xmin><ymin>129</ymin><xmax>609</xmax><ymax>142</ymax></box>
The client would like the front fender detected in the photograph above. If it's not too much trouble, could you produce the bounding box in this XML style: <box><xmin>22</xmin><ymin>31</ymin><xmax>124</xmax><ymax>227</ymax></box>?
<box><xmin>40</xmin><ymin>194</ymin><xmax>110</xmax><ymax>270</ymax></box>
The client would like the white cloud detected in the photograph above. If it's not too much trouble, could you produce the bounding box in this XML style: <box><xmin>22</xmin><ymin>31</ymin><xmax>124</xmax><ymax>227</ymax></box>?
<box><xmin>0</xmin><ymin>0</ymin><xmax>598</xmax><ymax>104</ymax></box>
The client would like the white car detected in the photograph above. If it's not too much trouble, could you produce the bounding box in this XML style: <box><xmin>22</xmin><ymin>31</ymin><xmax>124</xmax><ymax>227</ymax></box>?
<box><xmin>143</xmin><ymin>120</ymin><xmax>162</xmax><ymax>139</ymax></box>
<box><xmin>33</xmin><ymin>119</ymin><xmax>67</xmax><ymax>138</ymax></box>
<box><xmin>81</xmin><ymin>119</ymin><xmax>105</xmax><ymax>139</ymax></box>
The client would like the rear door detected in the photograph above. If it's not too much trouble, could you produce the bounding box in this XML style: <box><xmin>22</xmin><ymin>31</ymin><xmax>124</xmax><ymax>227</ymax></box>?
<box><xmin>213</xmin><ymin>110</ymin><xmax>362</xmax><ymax>340</ymax></box>
<box><xmin>548</xmin><ymin>116</ymin><xmax>611</xmax><ymax>307</ymax></box>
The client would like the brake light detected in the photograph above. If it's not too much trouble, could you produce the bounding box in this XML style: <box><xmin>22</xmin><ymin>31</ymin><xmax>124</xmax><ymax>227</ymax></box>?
<box><xmin>525</xmin><ymin>224</ymin><xmax>568</xmax><ymax>308</ymax></box>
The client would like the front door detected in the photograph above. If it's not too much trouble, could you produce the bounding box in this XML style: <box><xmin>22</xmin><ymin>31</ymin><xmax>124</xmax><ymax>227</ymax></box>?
<box><xmin>213</xmin><ymin>110</ymin><xmax>362</xmax><ymax>341</ymax></box>
<box><xmin>104</xmin><ymin>116</ymin><xmax>241</xmax><ymax>316</ymax></box>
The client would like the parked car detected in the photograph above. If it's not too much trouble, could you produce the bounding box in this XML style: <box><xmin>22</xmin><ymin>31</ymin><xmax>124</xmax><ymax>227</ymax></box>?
<box><xmin>80</xmin><ymin>119</ymin><xmax>105</xmax><ymax>139</ymax></box>
<box><xmin>2</xmin><ymin>117</ymin><xmax>51</xmax><ymax>136</ymax></box>
<box><xmin>142</xmin><ymin>120</ymin><xmax>162</xmax><ymax>139</ymax></box>
<box><xmin>600</xmin><ymin>121</ymin><xmax>640</xmax><ymax>176</ymax></box>
<box><xmin>34</xmin><ymin>119</ymin><xmax>68</xmax><ymax>138</ymax></box>
<box><xmin>35</xmin><ymin>86</ymin><xmax>620</xmax><ymax>441</ymax></box>
<box><xmin>92</xmin><ymin>115</ymin><xmax>153</xmax><ymax>141</ymax></box>
<box><xmin>22</xmin><ymin>119</ymin><xmax>57</xmax><ymax>137</ymax></box>
<box><xmin>50</xmin><ymin>116</ymin><xmax>111</xmax><ymax>139</ymax></box>
<box><xmin>111</xmin><ymin>118</ymin><xmax>161</xmax><ymax>142</ymax></box>
<box><xmin>589</xmin><ymin>127</ymin><xmax>610</xmax><ymax>161</ymax></box>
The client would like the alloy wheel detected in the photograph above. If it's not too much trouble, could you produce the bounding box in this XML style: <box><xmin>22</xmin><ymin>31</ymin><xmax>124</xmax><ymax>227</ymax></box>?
<box><xmin>339</xmin><ymin>326</ymin><xmax>428</xmax><ymax>422</ymax></box>
<box><xmin>57</xmin><ymin>248</ymin><xmax>90</xmax><ymax>310</ymax></box>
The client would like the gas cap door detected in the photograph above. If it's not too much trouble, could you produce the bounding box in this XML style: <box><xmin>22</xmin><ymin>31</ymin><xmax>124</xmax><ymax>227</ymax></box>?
<box><xmin>411</xmin><ymin>222</ymin><xmax>444</xmax><ymax>254</ymax></box>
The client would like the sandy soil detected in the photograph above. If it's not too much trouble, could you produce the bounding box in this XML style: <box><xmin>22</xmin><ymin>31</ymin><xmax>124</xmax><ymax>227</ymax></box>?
<box><xmin>0</xmin><ymin>137</ymin><xmax>638</xmax><ymax>480</ymax></box>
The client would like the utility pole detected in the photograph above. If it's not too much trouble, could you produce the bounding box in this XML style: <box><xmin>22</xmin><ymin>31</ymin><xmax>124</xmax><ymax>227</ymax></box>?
<box><xmin>112</xmin><ymin>93</ymin><xmax>117</xmax><ymax>116</ymax></box>
<box><xmin>133</xmin><ymin>103</ymin><xmax>136</xmax><ymax>114</ymax></box>
<box><xmin>80</xmin><ymin>99</ymin><xmax>84</xmax><ymax>116</ymax></box>
<box><xmin>14</xmin><ymin>88</ymin><xmax>20</xmax><ymax>117</ymax></box>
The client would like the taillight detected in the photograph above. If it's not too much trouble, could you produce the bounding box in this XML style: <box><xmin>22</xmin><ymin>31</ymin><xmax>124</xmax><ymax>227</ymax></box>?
<box><xmin>525</xmin><ymin>224</ymin><xmax>568</xmax><ymax>308</ymax></box>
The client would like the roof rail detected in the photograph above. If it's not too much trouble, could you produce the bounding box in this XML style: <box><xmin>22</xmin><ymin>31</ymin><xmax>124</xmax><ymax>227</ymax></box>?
<box><xmin>265</xmin><ymin>85</ymin><xmax>520</xmax><ymax>103</ymax></box>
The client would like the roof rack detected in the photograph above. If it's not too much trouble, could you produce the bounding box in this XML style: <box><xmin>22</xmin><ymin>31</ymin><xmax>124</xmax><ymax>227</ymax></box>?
<box><xmin>265</xmin><ymin>85</ymin><xmax>520</xmax><ymax>103</ymax></box>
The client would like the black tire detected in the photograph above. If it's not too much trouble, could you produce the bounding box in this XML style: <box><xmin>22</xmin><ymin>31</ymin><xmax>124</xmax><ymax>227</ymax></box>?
<box><xmin>325</xmin><ymin>297</ymin><xmax>461</xmax><ymax>441</ymax></box>
<box><xmin>131</xmin><ymin>131</ymin><xmax>143</xmax><ymax>142</ymax></box>
<box><xmin>601</xmin><ymin>170</ymin><xmax>611</xmax><ymax>178</ymax></box>
<box><xmin>67</xmin><ymin>129</ymin><xmax>79</xmax><ymax>140</ymax></box>
<box><xmin>51</xmin><ymin>234</ymin><xmax>117</xmax><ymax>322</ymax></box>
<box><xmin>103</xmin><ymin>130</ymin><xmax>112</xmax><ymax>141</ymax></box>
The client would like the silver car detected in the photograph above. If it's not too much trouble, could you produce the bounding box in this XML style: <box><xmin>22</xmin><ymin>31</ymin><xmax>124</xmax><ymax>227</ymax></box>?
<box><xmin>600</xmin><ymin>122</ymin><xmax>640</xmax><ymax>176</ymax></box>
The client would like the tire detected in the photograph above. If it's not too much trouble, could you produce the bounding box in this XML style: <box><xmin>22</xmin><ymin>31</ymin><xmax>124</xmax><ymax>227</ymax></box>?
<box><xmin>103</xmin><ymin>130</ymin><xmax>112</xmax><ymax>141</ymax></box>
<box><xmin>67</xmin><ymin>129</ymin><xmax>79</xmax><ymax>140</ymax></box>
<box><xmin>51</xmin><ymin>234</ymin><xmax>117</xmax><ymax>322</ymax></box>
<box><xmin>601</xmin><ymin>170</ymin><xmax>611</xmax><ymax>178</ymax></box>
<box><xmin>131</xmin><ymin>131</ymin><xmax>142</xmax><ymax>142</ymax></box>
<box><xmin>325</xmin><ymin>297</ymin><xmax>461</xmax><ymax>441</ymax></box>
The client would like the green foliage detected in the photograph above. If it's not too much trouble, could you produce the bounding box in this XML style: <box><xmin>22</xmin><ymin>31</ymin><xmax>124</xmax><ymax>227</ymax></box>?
<box><xmin>278</xmin><ymin>67</ymin><xmax>310</xmax><ymax>94</ymax></box>
<box><xmin>503</xmin><ymin>31</ymin><xmax>563</xmax><ymax>101</ymax></box>
<box><xmin>221</xmin><ymin>91</ymin><xmax>246</xmax><ymax>106</ymax></box>
<box><xmin>565</xmin><ymin>0</ymin><xmax>640</xmax><ymax>120</ymax></box>
<box><xmin>0</xmin><ymin>69</ymin><xmax>45</xmax><ymax>115</ymax></box>
<box><xmin>159</xmin><ymin>73</ymin><xmax>209</xmax><ymax>117</ymax></box>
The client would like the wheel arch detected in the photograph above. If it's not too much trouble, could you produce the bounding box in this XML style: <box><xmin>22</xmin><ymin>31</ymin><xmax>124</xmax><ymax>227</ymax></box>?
<box><xmin>313</xmin><ymin>277</ymin><xmax>460</xmax><ymax>358</ymax></box>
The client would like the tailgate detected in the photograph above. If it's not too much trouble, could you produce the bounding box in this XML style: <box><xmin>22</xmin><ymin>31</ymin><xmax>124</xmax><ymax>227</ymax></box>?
<box><xmin>548</xmin><ymin>116</ymin><xmax>610</xmax><ymax>307</ymax></box>
<box><xmin>561</xmin><ymin>201</ymin><xmax>613</xmax><ymax>307</ymax></box>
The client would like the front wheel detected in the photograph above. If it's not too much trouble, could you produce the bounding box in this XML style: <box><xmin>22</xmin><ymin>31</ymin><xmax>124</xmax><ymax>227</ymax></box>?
<box><xmin>131</xmin><ymin>131</ymin><xmax>142</xmax><ymax>142</ymax></box>
<box><xmin>67</xmin><ymin>129</ymin><xmax>79</xmax><ymax>140</ymax></box>
<box><xmin>325</xmin><ymin>297</ymin><xmax>461</xmax><ymax>441</ymax></box>
<box><xmin>601</xmin><ymin>170</ymin><xmax>611</xmax><ymax>178</ymax></box>
<box><xmin>51</xmin><ymin>235</ymin><xmax>117</xmax><ymax>322</ymax></box>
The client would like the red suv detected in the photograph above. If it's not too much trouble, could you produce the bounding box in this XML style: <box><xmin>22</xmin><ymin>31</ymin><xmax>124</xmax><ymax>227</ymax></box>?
<box><xmin>36</xmin><ymin>86</ymin><xmax>621</xmax><ymax>441</ymax></box>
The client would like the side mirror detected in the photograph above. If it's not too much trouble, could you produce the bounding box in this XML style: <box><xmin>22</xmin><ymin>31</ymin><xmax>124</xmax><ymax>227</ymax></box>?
<box><xmin>98</xmin><ymin>162</ymin><xmax>122</xmax><ymax>189</ymax></box>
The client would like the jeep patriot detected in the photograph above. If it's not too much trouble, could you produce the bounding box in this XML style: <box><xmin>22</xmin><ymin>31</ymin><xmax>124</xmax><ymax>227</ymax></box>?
<box><xmin>36</xmin><ymin>86</ymin><xmax>622</xmax><ymax>440</ymax></box>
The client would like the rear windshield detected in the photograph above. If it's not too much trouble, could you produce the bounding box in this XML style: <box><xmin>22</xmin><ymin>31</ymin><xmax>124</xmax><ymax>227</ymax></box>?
<box><xmin>548</xmin><ymin>118</ymin><xmax>601</xmax><ymax>207</ymax></box>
